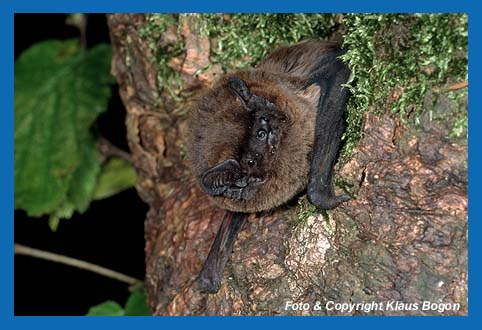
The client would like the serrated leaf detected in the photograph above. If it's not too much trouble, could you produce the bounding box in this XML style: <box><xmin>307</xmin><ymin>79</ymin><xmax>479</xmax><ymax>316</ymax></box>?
<box><xmin>86</xmin><ymin>301</ymin><xmax>124</xmax><ymax>316</ymax></box>
<box><xmin>14</xmin><ymin>40</ymin><xmax>112</xmax><ymax>217</ymax></box>
<box><xmin>93</xmin><ymin>157</ymin><xmax>137</xmax><ymax>201</ymax></box>
<box><xmin>124</xmin><ymin>290</ymin><xmax>151</xmax><ymax>316</ymax></box>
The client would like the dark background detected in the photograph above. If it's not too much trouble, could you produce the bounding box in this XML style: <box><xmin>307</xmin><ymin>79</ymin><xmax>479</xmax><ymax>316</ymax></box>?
<box><xmin>14</xmin><ymin>14</ymin><xmax>148</xmax><ymax>315</ymax></box>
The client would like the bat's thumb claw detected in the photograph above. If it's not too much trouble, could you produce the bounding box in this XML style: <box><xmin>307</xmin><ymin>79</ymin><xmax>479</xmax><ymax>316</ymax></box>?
<box><xmin>307</xmin><ymin>190</ymin><xmax>351</xmax><ymax>210</ymax></box>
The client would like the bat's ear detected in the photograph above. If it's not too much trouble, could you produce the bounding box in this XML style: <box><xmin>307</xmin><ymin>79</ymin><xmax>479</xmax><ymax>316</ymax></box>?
<box><xmin>227</xmin><ymin>77</ymin><xmax>252</xmax><ymax>111</ymax></box>
<box><xmin>200</xmin><ymin>159</ymin><xmax>242</xmax><ymax>196</ymax></box>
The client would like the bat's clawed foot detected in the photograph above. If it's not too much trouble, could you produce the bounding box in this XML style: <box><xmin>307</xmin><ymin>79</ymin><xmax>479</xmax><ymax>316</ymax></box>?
<box><xmin>307</xmin><ymin>186</ymin><xmax>351</xmax><ymax>210</ymax></box>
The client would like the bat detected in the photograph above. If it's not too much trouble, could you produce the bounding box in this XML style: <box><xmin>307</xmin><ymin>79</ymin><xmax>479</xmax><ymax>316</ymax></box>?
<box><xmin>188</xmin><ymin>40</ymin><xmax>351</xmax><ymax>293</ymax></box>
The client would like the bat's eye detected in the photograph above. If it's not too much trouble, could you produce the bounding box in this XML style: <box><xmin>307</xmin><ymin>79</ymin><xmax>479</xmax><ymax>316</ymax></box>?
<box><xmin>260</xmin><ymin>116</ymin><xmax>269</xmax><ymax>124</ymax></box>
<box><xmin>257</xmin><ymin>129</ymin><xmax>267</xmax><ymax>140</ymax></box>
<box><xmin>247</xmin><ymin>159</ymin><xmax>256</xmax><ymax>167</ymax></box>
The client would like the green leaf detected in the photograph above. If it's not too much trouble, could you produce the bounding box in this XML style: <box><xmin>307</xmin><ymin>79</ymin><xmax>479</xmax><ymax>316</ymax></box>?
<box><xmin>86</xmin><ymin>301</ymin><xmax>124</xmax><ymax>316</ymax></box>
<box><xmin>14</xmin><ymin>40</ymin><xmax>112</xmax><ymax>218</ymax></box>
<box><xmin>86</xmin><ymin>290</ymin><xmax>151</xmax><ymax>316</ymax></box>
<box><xmin>124</xmin><ymin>290</ymin><xmax>151</xmax><ymax>316</ymax></box>
<box><xmin>93</xmin><ymin>158</ymin><xmax>137</xmax><ymax>201</ymax></box>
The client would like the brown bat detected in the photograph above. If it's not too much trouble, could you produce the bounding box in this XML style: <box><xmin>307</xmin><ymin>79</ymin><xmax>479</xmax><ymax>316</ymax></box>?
<box><xmin>188</xmin><ymin>40</ymin><xmax>351</xmax><ymax>293</ymax></box>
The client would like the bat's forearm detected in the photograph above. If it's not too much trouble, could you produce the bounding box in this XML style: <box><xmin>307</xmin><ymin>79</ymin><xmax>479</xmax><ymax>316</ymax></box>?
<box><xmin>307</xmin><ymin>63</ymin><xmax>351</xmax><ymax>210</ymax></box>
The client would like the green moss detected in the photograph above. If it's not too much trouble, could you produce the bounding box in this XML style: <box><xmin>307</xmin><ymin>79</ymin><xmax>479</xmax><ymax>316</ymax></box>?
<box><xmin>447</xmin><ymin>89</ymin><xmax>468</xmax><ymax>138</ymax></box>
<box><xmin>140</xmin><ymin>14</ymin><xmax>184</xmax><ymax>100</ymax></box>
<box><xmin>198</xmin><ymin>14</ymin><xmax>338</xmax><ymax>69</ymax></box>
<box><xmin>340</xmin><ymin>14</ymin><xmax>468</xmax><ymax>161</ymax></box>
<box><xmin>142</xmin><ymin>14</ymin><xmax>340</xmax><ymax>101</ymax></box>
<box><xmin>295</xmin><ymin>196</ymin><xmax>321</xmax><ymax>228</ymax></box>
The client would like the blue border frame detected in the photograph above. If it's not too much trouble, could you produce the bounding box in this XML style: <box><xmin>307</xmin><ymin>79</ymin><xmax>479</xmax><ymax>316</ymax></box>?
<box><xmin>2</xmin><ymin>0</ymin><xmax>479</xmax><ymax>328</ymax></box>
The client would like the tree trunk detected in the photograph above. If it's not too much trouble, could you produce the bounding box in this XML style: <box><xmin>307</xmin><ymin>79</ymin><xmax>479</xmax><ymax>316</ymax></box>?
<box><xmin>107</xmin><ymin>14</ymin><xmax>467</xmax><ymax>316</ymax></box>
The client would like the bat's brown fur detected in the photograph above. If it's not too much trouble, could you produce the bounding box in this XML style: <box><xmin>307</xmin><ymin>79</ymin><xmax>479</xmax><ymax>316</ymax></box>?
<box><xmin>188</xmin><ymin>40</ymin><xmax>340</xmax><ymax>212</ymax></box>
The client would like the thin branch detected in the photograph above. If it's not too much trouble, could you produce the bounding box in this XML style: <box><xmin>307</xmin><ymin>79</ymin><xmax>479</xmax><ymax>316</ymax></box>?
<box><xmin>97</xmin><ymin>137</ymin><xmax>132</xmax><ymax>163</ymax></box>
<box><xmin>14</xmin><ymin>243</ymin><xmax>142</xmax><ymax>286</ymax></box>
<box><xmin>447</xmin><ymin>80</ymin><xmax>468</xmax><ymax>91</ymax></box>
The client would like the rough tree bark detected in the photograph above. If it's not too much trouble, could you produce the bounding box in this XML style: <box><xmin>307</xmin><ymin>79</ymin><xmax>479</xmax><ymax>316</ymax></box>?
<box><xmin>107</xmin><ymin>14</ymin><xmax>467</xmax><ymax>316</ymax></box>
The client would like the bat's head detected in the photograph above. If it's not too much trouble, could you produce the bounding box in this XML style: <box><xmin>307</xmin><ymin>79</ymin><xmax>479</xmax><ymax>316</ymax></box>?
<box><xmin>188</xmin><ymin>73</ymin><xmax>316</xmax><ymax>212</ymax></box>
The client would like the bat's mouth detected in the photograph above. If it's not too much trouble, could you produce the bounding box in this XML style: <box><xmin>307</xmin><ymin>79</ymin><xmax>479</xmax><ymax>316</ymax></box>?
<box><xmin>234</xmin><ymin>176</ymin><xmax>266</xmax><ymax>187</ymax></box>
<box><xmin>224</xmin><ymin>176</ymin><xmax>267</xmax><ymax>201</ymax></box>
